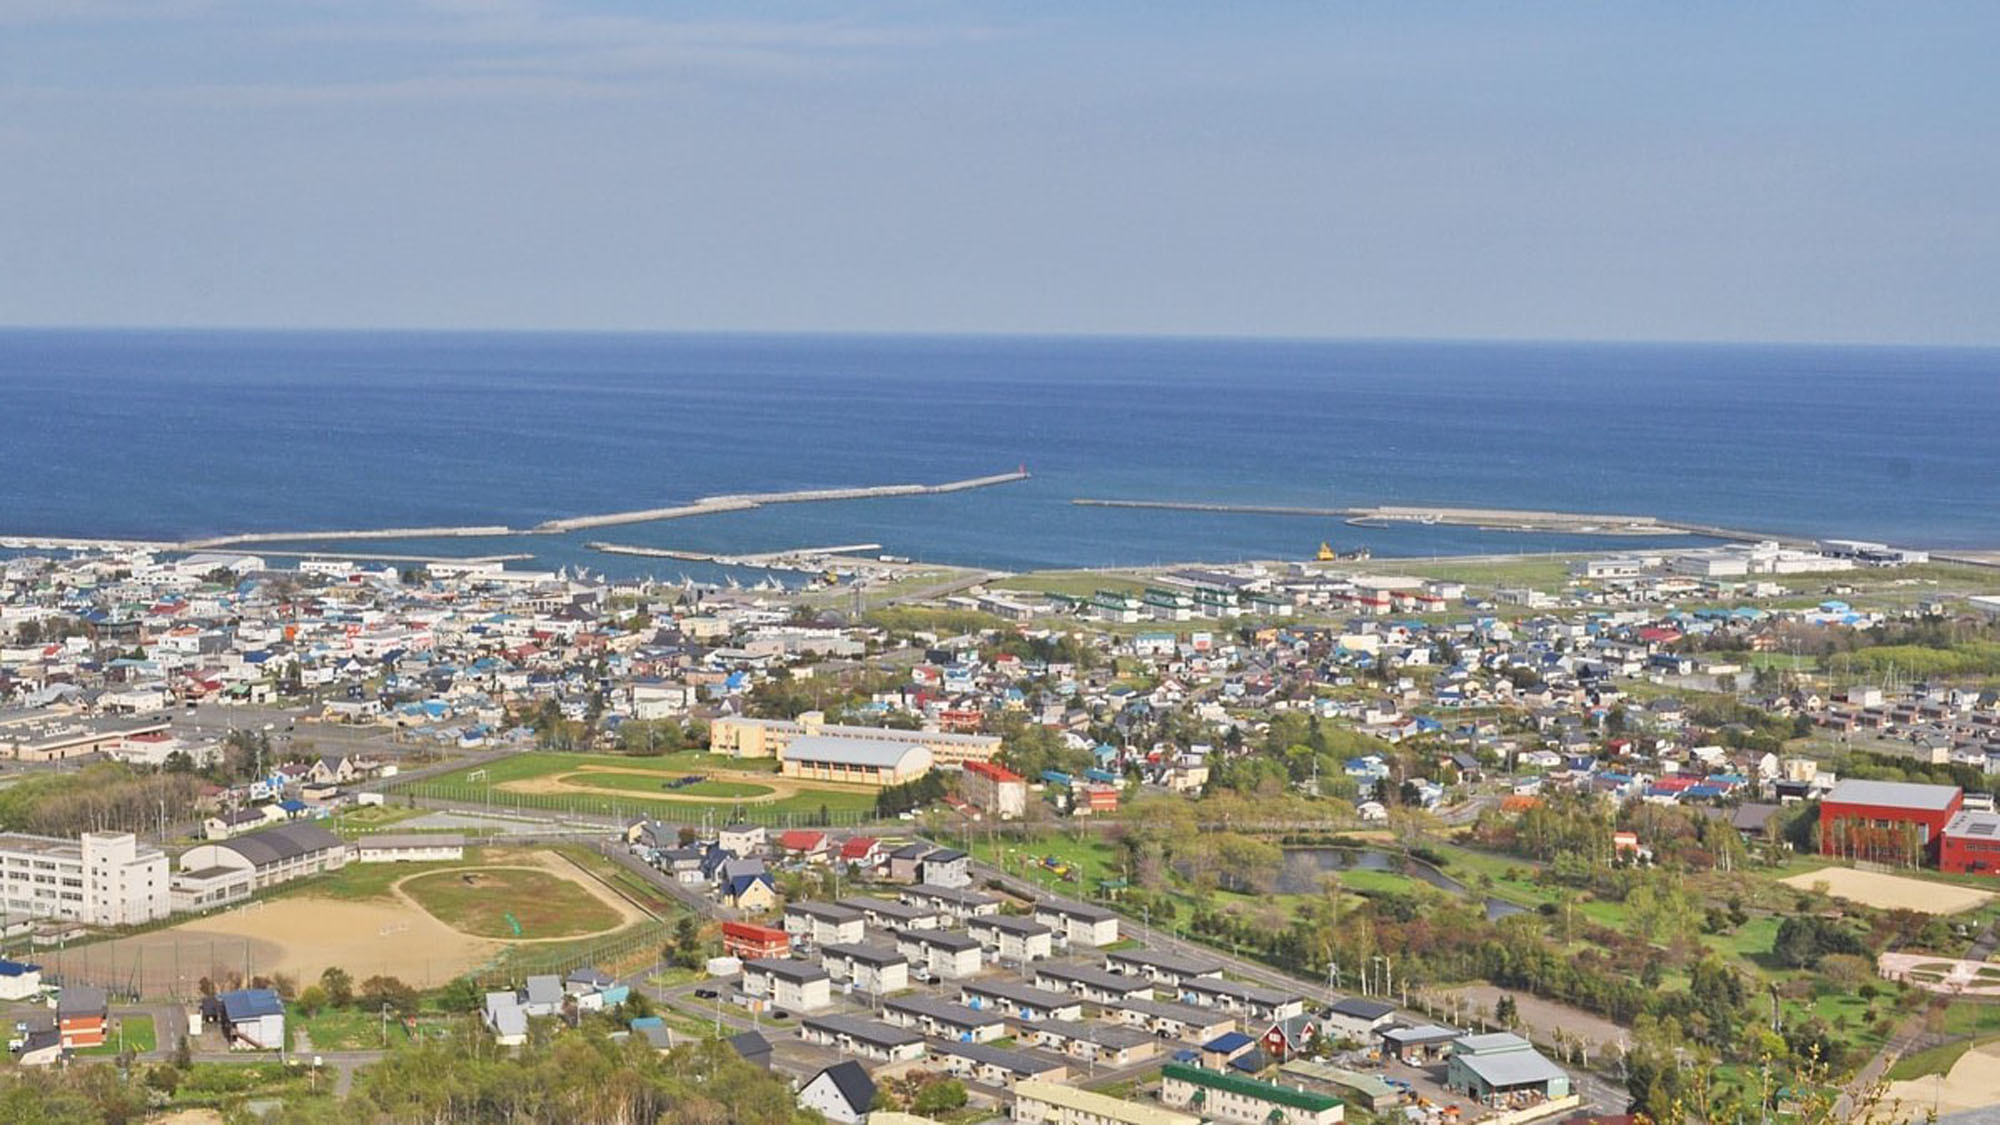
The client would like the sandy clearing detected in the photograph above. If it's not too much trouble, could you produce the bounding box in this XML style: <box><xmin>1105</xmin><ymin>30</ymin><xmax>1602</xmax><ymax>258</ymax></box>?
<box><xmin>1780</xmin><ymin>867</ymin><xmax>1994</xmax><ymax>915</ymax></box>
<box><xmin>175</xmin><ymin>896</ymin><xmax>502</xmax><ymax>985</ymax></box>
<box><xmin>1439</xmin><ymin>984</ymin><xmax>1628</xmax><ymax>1055</ymax></box>
<box><xmin>59</xmin><ymin>895</ymin><xmax>507</xmax><ymax>990</ymax></box>
<box><xmin>1884</xmin><ymin>1042</ymin><xmax>2000</xmax><ymax>1119</ymax></box>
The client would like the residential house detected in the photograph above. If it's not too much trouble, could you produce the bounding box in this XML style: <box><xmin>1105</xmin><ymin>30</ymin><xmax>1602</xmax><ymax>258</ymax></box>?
<box><xmin>1012</xmin><ymin>1080</ymin><xmax>1198</xmax><ymax>1125</ymax></box>
<box><xmin>56</xmin><ymin>986</ymin><xmax>108</xmax><ymax>1049</ymax></box>
<box><xmin>1323</xmin><ymin>998</ymin><xmax>1398</xmax><ymax>1044</ymax></box>
<box><xmin>927</xmin><ymin>1039</ymin><xmax>1069</xmax><ymax>1088</ymax></box>
<box><xmin>215</xmin><ymin>988</ymin><xmax>286</xmax><ymax>1050</ymax></box>
<box><xmin>741</xmin><ymin>958</ymin><xmax>830</xmax><ymax>1013</ymax></box>
<box><xmin>895</xmin><ymin>929</ymin><xmax>985</xmax><ymax>981</ymax></box>
<box><xmin>967</xmin><ymin>913</ymin><xmax>1053</xmax><ymax>963</ymax></box>
<box><xmin>798</xmin><ymin>1061</ymin><xmax>876</xmax><ymax>1125</ymax></box>
<box><xmin>959</xmin><ymin>979</ymin><xmax>1083</xmax><ymax>1023</ymax></box>
<box><xmin>799</xmin><ymin>1014</ymin><xmax>925</xmax><ymax>1063</ymax></box>
<box><xmin>1034</xmin><ymin>900</ymin><xmax>1120</xmax><ymax>948</ymax></box>
<box><xmin>818</xmin><ymin>942</ymin><xmax>909</xmax><ymax>995</ymax></box>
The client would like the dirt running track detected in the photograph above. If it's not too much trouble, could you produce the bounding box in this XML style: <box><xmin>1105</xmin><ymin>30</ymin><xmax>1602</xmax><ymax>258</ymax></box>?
<box><xmin>498</xmin><ymin>762</ymin><xmax>876</xmax><ymax>805</ymax></box>
<box><xmin>45</xmin><ymin>851</ymin><xmax>650</xmax><ymax>995</ymax></box>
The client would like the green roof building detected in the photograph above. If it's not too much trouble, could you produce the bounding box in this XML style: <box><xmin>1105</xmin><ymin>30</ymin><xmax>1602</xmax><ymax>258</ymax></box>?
<box><xmin>1160</xmin><ymin>1063</ymin><xmax>1345</xmax><ymax>1125</ymax></box>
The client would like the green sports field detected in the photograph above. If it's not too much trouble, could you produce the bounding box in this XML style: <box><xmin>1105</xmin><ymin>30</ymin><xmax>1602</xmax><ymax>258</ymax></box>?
<box><xmin>401</xmin><ymin>866</ymin><xmax>624</xmax><ymax>939</ymax></box>
<box><xmin>407</xmin><ymin>750</ymin><xmax>884</xmax><ymax>823</ymax></box>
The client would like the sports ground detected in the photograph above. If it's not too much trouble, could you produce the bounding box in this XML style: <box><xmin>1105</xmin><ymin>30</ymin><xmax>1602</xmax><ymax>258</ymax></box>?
<box><xmin>413</xmin><ymin>749</ymin><xmax>882</xmax><ymax>818</ymax></box>
<box><xmin>1778</xmin><ymin>866</ymin><xmax>1996</xmax><ymax>915</ymax></box>
<box><xmin>43</xmin><ymin>848</ymin><xmax>652</xmax><ymax>994</ymax></box>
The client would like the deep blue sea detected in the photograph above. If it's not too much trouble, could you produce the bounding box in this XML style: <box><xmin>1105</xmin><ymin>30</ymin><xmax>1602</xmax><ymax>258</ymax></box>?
<box><xmin>3</xmin><ymin>330</ymin><xmax>1996</xmax><ymax>580</ymax></box>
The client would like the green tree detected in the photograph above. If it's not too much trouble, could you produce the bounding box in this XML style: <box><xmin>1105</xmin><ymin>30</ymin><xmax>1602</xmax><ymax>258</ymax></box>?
<box><xmin>912</xmin><ymin>1078</ymin><xmax>969</xmax><ymax>1115</ymax></box>
<box><xmin>296</xmin><ymin>985</ymin><xmax>329</xmax><ymax>1017</ymax></box>
<box><xmin>319</xmin><ymin>966</ymin><xmax>354</xmax><ymax>1008</ymax></box>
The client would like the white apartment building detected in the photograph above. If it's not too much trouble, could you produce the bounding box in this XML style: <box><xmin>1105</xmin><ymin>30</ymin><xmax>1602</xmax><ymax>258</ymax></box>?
<box><xmin>0</xmin><ymin>831</ymin><xmax>172</xmax><ymax>927</ymax></box>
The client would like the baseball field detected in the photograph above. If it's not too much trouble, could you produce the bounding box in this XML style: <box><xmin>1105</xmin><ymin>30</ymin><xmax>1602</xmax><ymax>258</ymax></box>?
<box><xmin>411</xmin><ymin>749</ymin><xmax>883</xmax><ymax>819</ymax></box>
<box><xmin>42</xmin><ymin>848</ymin><xmax>653</xmax><ymax>994</ymax></box>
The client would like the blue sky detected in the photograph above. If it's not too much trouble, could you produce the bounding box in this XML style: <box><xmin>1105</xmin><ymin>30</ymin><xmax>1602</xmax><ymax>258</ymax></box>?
<box><xmin>2</xmin><ymin>1</ymin><xmax>1995</xmax><ymax>343</ymax></box>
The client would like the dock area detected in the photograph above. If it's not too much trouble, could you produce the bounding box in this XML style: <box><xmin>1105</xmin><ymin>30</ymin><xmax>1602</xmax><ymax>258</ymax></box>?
<box><xmin>1071</xmin><ymin>497</ymin><xmax>1798</xmax><ymax>544</ymax></box>
<box><xmin>586</xmin><ymin>540</ymin><xmax>926</xmax><ymax>575</ymax></box>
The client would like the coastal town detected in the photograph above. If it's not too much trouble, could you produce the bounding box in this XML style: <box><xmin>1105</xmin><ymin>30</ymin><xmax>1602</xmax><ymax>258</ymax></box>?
<box><xmin>0</xmin><ymin>534</ymin><xmax>1998</xmax><ymax>1122</ymax></box>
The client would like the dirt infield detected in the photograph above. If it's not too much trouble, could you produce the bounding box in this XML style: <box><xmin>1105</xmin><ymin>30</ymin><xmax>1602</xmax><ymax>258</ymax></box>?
<box><xmin>1779</xmin><ymin>867</ymin><xmax>1995</xmax><ymax>915</ymax></box>
<box><xmin>498</xmin><ymin>762</ymin><xmax>873</xmax><ymax>805</ymax></box>
<box><xmin>44</xmin><ymin>850</ymin><xmax>652</xmax><ymax>995</ymax></box>
<box><xmin>41</xmin><ymin>896</ymin><xmax>500</xmax><ymax>993</ymax></box>
<box><xmin>1884</xmin><ymin>1041</ymin><xmax>2000</xmax><ymax>1118</ymax></box>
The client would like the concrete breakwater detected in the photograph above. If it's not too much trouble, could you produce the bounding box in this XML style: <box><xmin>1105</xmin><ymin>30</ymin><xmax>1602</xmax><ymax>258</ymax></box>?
<box><xmin>534</xmin><ymin>470</ymin><xmax>1029</xmax><ymax>533</ymax></box>
<box><xmin>586</xmin><ymin>541</ymin><xmax>883</xmax><ymax>564</ymax></box>
<box><xmin>183</xmin><ymin>525</ymin><xmax>516</xmax><ymax>549</ymax></box>
<box><xmin>1</xmin><ymin>470</ymin><xmax>1029</xmax><ymax>558</ymax></box>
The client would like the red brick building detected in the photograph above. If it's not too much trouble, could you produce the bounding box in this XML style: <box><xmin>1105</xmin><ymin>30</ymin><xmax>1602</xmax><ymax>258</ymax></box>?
<box><xmin>1819</xmin><ymin>778</ymin><xmax>1962</xmax><ymax>866</ymax></box>
<box><xmin>722</xmin><ymin>921</ymin><xmax>791</xmax><ymax>961</ymax></box>
<box><xmin>1940</xmin><ymin>810</ymin><xmax>2000</xmax><ymax>876</ymax></box>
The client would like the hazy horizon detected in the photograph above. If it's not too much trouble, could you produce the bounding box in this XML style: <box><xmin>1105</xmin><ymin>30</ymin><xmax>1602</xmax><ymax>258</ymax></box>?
<box><xmin>4</xmin><ymin>2</ymin><xmax>1996</xmax><ymax>345</ymax></box>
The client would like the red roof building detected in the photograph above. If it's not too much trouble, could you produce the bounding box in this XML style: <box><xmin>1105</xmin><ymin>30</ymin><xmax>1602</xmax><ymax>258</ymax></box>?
<box><xmin>722</xmin><ymin>922</ymin><xmax>790</xmax><ymax>961</ymax></box>
<box><xmin>776</xmin><ymin>830</ymin><xmax>829</xmax><ymax>859</ymax></box>
<box><xmin>1820</xmin><ymin>779</ymin><xmax>1962</xmax><ymax>867</ymax></box>
<box><xmin>838</xmin><ymin>836</ymin><xmax>882</xmax><ymax>866</ymax></box>
<box><xmin>1940</xmin><ymin>810</ymin><xmax>2000</xmax><ymax>876</ymax></box>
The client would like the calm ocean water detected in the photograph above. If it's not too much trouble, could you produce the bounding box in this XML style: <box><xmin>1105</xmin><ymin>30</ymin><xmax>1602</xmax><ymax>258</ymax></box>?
<box><xmin>3</xmin><ymin>330</ymin><xmax>1996</xmax><ymax>578</ymax></box>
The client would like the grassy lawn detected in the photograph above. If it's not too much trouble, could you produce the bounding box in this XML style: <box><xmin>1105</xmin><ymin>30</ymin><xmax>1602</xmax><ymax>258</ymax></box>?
<box><xmin>1886</xmin><ymin>1037</ymin><xmax>1987</xmax><ymax>1082</ymax></box>
<box><xmin>557</xmin><ymin>844</ymin><xmax>680</xmax><ymax>918</ymax></box>
<box><xmin>1706</xmin><ymin>913</ymin><xmax>1785</xmax><ymax>975</ymax></box>
<box><xmin>964</xmin><ymin>831</ymin><xmax>1126</xmax><ymax>895</ymax></box>
<box><xmin>296</xmin><ymin>1005</ymin><xmax>392</xmax><ymax>1050</ymax></box>
<box><xmin>332</xmin><ymin>804</ymin><xmax>425</xmax><ymax>834</ymax></box>
<box><xmin>1942</xmin><ymin>998</ymin><xmax>2000</xmax><ymax>1038</ymax></box>
<box><xmin>426</xmin><ymin>750</ymin><xmax>774</xmax><ymax>787</ymax></box>
<box><xmin>553</xmin><ymin>768</ymin><xmax>774</xmax><ymax>799</ymax></box>
<box><xmin>168</xmin><ymin>1060</ymin><xmax>327</xmax><ymax>1107</ymax></box>
<box><xmin>77</xmin><ymin>1014</ymin><xmax>154</xmax><ymax>1056</ymax></box>
<box><xmin>402</xmin><ymin>866</ymin><xmax>624</xmax><ymax>938</ymax></box>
